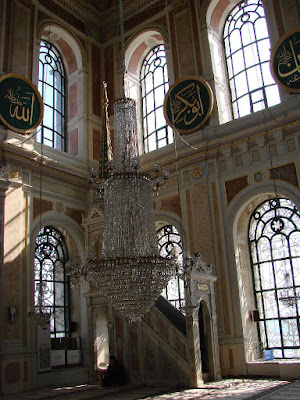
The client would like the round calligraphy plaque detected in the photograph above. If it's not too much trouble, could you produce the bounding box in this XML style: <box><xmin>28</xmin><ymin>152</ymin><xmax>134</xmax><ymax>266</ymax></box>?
<box><xmin>0</xmin><ymin>73</ymin><xmax>43</xmax><ymax>134</ymax></box>
<box><xmin>164</xmin><ymin>76</ymin><xmax>213</xmax><ymax>134</ymax></box>
<box><xmin>271</xmin><ymin>27</ymin><xmax>300</xmax><ymax>93</ymax></box>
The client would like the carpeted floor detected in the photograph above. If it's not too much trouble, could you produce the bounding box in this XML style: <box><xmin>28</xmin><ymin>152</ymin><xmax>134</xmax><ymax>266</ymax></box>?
<box><xmin>4</xmin><ymin>379</ymin><xmax>300</xmax><ymax>400</ymax></box>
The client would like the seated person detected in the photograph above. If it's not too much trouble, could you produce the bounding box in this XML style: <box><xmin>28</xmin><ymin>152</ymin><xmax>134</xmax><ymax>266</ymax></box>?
<box><xmin>101</xmin><ymin>355</ymin><xmax>127</xmax><ymax>387</ymax></box>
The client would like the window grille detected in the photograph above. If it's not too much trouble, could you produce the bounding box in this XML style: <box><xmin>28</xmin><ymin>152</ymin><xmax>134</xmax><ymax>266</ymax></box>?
<box><xmin>140</xmin><ymin>44</ymin><xmax>172</xmax><ymax>152</ymax></box>
<box><xmin>157</xmin><ymin>225</ymin><xmax>185</xmax><ymax>310</ymax></box>
<box><xmin>249</xmin><ymin>198</ymin><xmax>300</xmax><ymax>358</ymax></box>
<box><xmin>223</xmin><ymin>0</ymin><xmax>280</xmax><ymax>118</ymax></box>
<box><xmin>38</xmin><ymin>40</ymin><xmax>66</xmax><ymax>150</ymax></box>
<box><xmin>34</xmin><ymin>226</ymin><xmax>70</xmax><ymax>338</ymax></box>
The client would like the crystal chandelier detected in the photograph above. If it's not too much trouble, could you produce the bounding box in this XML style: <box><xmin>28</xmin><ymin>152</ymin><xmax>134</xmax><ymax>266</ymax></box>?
<box><xmin>279</xmin><ymin>272</ymin><xmax>300</xmax><ymax>307</ymax></box>
<box><xmin>89</xmin><ymin>98</ymin><xmax>175</xmax><ymax>321</ymax></box>
<box><xmin>66</xmin><ymin>0</ymin><xmax>176</xmax><ymax>321</ymax></box>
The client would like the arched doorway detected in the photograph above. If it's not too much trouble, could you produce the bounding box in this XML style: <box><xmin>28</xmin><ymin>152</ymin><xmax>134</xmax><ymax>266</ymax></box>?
<box><xmin>199</xmin><ymin>301</ymin><xmax>215</xmax><ymax>381</ymax></box>
<box><xmin>93</xmin><ymin>307</ymin><xmax>109</xmax><ymax>371</ymax></box>
<box><xmin>189</xmin><ymin>254</ymin><xmax>221</xmax><ymax>382</ymax></box>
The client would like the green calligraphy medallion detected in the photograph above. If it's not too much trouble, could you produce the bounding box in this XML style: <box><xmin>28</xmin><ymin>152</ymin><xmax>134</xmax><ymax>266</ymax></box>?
<box><xmin>271</xmin><ymin>27</ymin><xmax>300</xmax><ymax>93</ymax></box>
<box><xmin>164</xmin><ymin>76</ymin><xmax>213</xmax><ymax>134</ymax></box>
<box><xmin>0</xmin><ymin>73</ymin><xmax>43</xmax><ymax>134</ymax></box>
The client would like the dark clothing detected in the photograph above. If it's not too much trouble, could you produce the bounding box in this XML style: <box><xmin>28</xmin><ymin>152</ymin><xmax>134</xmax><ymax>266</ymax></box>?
<box><xmin>103</xmin><ymin>359</ymin><xmax>126</xmax><ymax>387</ymax></box>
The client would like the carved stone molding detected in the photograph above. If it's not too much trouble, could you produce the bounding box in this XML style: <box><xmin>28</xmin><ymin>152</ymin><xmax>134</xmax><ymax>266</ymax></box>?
<box><xmin>0</xmin><ymin>166</ymin><xmax>9</xmax><ymax>182</ymax></box>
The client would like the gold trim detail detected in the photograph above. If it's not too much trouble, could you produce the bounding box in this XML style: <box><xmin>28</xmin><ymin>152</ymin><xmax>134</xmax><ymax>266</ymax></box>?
<box><xmin>0</xmin><ymin>73</ymin><xmax>44</xmax><ymax>134</ymax></box>
<box><xmin>270</xmin><ymin>27</ymin><xmax>300</xmax><ymax>93</ymax></box>
<box><xmin>164</xmin><ymin>75</ymin><xmax>213</xmax><ymax>134</ymax></box>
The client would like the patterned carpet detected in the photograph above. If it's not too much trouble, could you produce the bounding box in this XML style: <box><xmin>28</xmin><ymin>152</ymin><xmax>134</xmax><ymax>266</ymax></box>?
<box><xmin>4</xmin><ymin>379</ymin><xmax>300</xmax><ymax>400</ymax></box>
<box><xmin>140</xmin><ymin>379</ymin><xmax>297</xmax><ymax>400</ymax></box>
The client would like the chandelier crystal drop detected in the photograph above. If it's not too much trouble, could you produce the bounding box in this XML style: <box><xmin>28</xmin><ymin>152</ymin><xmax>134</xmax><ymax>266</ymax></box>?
<box><xmin>90</xmin><ymin>98</ymin><xmax>175</xmax><ymax>321</ymax></box>
<box><xmin>28</xmin><ymin>277</ymin><xmax>51</xmax><ymax>325</ymax></box>
<box><xmin>66</xmin><ymin>0</ymin><xmax>175</xmax><ymax>321</ymax></box>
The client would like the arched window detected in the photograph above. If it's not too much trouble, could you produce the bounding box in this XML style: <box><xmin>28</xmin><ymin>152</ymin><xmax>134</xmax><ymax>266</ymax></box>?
<box><xmin>38</xmin><ymin>40</ymin><xmax>66</xmax><ymax>151</ymax></box>
<box><xmin>249</xmin><ymin>198</ymin><xmax>300</xmax><ymax>359</ymax></box>
<box><xmin>140</xmin><ymin>44</ymin><xmax>172</xmax><ymax>153</ymax></box>
<box><xmin>223</xmin><ymin>0</ymin><xmax>280</xmax><ymax>118</ymax></box>
<box><xmin>157</xmin><ymin>225</ymin><xmax>185</xmax><ymax>310</ymax></box>
<box><xmin>34</xmin><ymin>226</ymin><xmax>70</xmax><ymax>338</ymax></box>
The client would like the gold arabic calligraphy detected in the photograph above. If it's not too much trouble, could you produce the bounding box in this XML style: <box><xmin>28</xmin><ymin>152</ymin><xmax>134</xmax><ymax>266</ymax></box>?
<box><xmin>170</xmin><ymin>82</ymin><xmax>204</xmax><ymax>126</ymax></box>
<box><xmin>277</xmin><ymin>37</ymin><xmax>300</xmax><ymax>86</ymax></box>
<box><xmin>5</xmin><ymin>87</ymin><xmax>35</xmax><ymax>124</ymax></box>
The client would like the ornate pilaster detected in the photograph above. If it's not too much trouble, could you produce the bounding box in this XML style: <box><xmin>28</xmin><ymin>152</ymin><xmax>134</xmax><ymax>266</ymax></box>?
<box><xmin>186</xmin><ymin>310</ymin><xmax>203</xmax><ymax>387</ymax></box>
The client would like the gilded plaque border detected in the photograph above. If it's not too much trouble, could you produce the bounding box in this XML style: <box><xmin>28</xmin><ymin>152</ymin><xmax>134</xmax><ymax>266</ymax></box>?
<box><xmin>164</xmin><ymin>75</ymin><xmax>213</xmax><ymax>134</ymax></box>
<box><xmin>0</xmin><ymin>73</ymin><xmax>44</xmax><ymax>134</ymax></box>
<box><xmin>270</xmin><ymin>27</ymin><xmax>300</xmax><ymax>93</ymax></box>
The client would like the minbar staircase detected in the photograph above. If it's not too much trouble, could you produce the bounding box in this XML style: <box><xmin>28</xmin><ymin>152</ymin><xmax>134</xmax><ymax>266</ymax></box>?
<box><xmin>134</xmin><ymin>296</ymin><xmax>190</xmax><ymax>387</ymax></box>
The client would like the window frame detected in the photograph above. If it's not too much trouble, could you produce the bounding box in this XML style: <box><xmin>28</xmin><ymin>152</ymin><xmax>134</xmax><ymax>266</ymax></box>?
<box><xmin>38</xmin><ymin>40</ymin><xmax>66</xmax><ymax>151</ymax></box>
<box><xmin>157</xmin><ymin>224</ymin><xmax>185</xmax><ymax>311</ymax></box>
<box><xmin>248</xmin><ymin>197</ymin><xmax>300</xmax><ymax>359</ymax></box>
<box><xmin>140</xmin><ymin>44</ymin><xmax>172</xmax><ymax>153</ymax></box>
<box><xmin>34</xmin><ymin>226</ymin><xmax>70</xmax><ymax>338</ymax></box>
<box><xmin>223</xmin><ymin>0</ymin><xmax>280</xmax><ymax>119</ymax></box>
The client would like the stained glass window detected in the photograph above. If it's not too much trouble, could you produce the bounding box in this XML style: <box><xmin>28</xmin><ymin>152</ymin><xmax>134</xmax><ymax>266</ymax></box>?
<box><xmin>157</xmin><ymin>225</ymin><xmax>185</xmax><ymax>310</ymax></box>
<box><xmin>34</xmin><ymin>226</ymin><xmax>70</xmax><ymax>338</ymax></box>
<box><xmin>140</xmin><ymin>44</ymin><xmax>173</xmax><ymax>153</ymax></box>
<box><xmin>38</xmin><ymin>40</ymin><xmax>66</xmax><ymax>150</ymax></box>
<box><xmin>249</xmin><ymin>198</ymin><xmax>300</xmax><ymax>358</ymax></box>
<box><xmin>223</xmin><ymin>0</ymin><xmax>280</xmax><ymax>118</ymax></box>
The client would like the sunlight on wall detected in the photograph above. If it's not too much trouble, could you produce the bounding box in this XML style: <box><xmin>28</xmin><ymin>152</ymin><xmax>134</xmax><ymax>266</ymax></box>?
<box><xmin>94</xmin><ymin>308</ymin><xmax>109</xmax><ymax>370</ymax></box>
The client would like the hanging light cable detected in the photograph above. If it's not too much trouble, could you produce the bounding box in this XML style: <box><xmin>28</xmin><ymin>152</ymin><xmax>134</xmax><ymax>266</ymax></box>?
<box><xmin>28</xmin><ymin>142</ymin><xmax>51</xmax><ymax>325</ymax></box>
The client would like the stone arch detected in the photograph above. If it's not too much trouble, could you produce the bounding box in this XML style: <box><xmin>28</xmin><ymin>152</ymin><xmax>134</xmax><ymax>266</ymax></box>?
<box><xmin>29</xmin><ymin>211</ymin><xmax>85</xmax><ymax>298</ymax></box>
<box><xmin>30</xmin><ymin>211</ymin><xmax>84</xmax><ymax>263</ymax></box>
<box><xmin>125</xmin><ymin>25</ymin><xmax>170</xmax><ymax>77</ymax></box>
<box><xmin>37</xmin><ymin>21</ymin><xmax>87</xmax><ymax>71</ymax></box>
<box><xmin>204</xmin><ymin>0</ymin><xmax>241</xmax><ymax>37</ymax></box>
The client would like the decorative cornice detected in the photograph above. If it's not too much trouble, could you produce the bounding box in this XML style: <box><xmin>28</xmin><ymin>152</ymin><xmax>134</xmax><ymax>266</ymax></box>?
<box><xmin>140</xmin><ymin>111</ymin><xmax>300</xmax><ymax>175</ymax></box>
<box><xmin>1</xmin><ymin>142</ymin><xmax>88</xmax><ymax>186</ymax></box>
<box><xmin>0</xmin><ymin>166</ymin><xmax>9</xmax><ymax>182</ymax></box>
